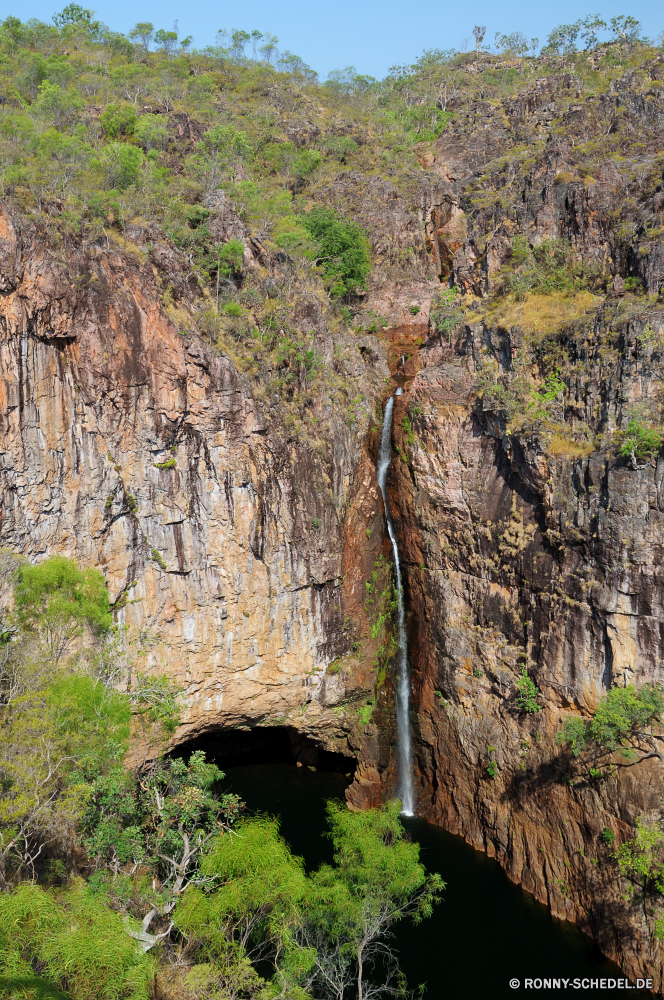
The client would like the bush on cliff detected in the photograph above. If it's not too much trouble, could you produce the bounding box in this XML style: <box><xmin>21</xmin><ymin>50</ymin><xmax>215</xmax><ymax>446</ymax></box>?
<box><xmin>300</xmin><ymin>207</ymin><xmax>371</xmax><ymax>297</ymax></box>
<box><xmin>504</xmin><ymin>236</ymin><xmax>602</xmax><ymax>300</ymax></box>
<box><xmin>618</xmin><ymin>419</ymin><xmax>662</xmax><ymax>469</ymax></box>
<box><xmin>557</xmin><ymin>684</ymin><xmax>664</xmax><ymax>766</ymax></box>
<box><xmin>14</xmin><ymin>555</ymin><xmax>111</xmax><ymax>663</ymax></box>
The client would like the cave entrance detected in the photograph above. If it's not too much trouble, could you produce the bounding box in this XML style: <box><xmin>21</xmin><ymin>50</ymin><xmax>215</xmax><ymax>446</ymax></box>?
<box><xmin>174</xmin><ymin>725</ymin><xmax>356</xmax><ymax>775</ymax></box>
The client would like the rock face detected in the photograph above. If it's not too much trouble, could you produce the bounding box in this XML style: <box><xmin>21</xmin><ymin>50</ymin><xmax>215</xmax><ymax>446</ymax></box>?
<box><xmin>0</xmin><ymin>205</ymin><xmax>390</xmax><ymax>753</ymax></box>
<box><xmin>346</xmin><ymin>55</ymin><xmax>664</xmax><ymax>989</ymax></box>
<box><xmin>2</xmin><ymin>49</ymin><xmax>664</xmax><ymax>992</ymax></box>
<box><xmin>379</xmin><ymin>310</ymin><xmax>664</xmax><ymax>988</ymax></box>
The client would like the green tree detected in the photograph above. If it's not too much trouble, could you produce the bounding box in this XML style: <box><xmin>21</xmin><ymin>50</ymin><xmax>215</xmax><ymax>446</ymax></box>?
<box><xmin>0</xmin><ymin>880</ymin><xmax>155</xmax><ymax>999</ymax></box>
<box><xmin>300</xmin><ymin>208</ymin><xmax>371</xmax><ymax>297</ymax></box>
<box><xmin>14</xmin><ymin>556</ymin><xmax>111</xmax><ymax>664</ymax></box>
<box><xmin>429</xmin><ymin>287</ymin><xmax>463</xmax><ymax>342</ymax></box>
<box><xmin>134</xmin><ymin>114</ymin><xmax>168</xmax><ymax>151</ymax></box>
<box><xmin>527</xmin><ymin>368</ymin><xmax>565</xmax><ymax>422</ymax></box>
<box><xmin>544</xmin><ymin>22</ymin><xmax>580</xmax><ymax>55</ymax></box>
<box><xmin>177</xmin><ymin>801</ymin><xmax>443</xmax><ymax>1000</ymax></box>
<box><xmin>86</xmin><ymin>750</ymin><xmax>243</xmax><ymax>950</ymax></box>
<box><xmin>128</xmin><ymin>21</ymin><xmax>153</xmax><ymax>53</ymax></box>
<box><xmin>0</xmin><ymin>675</ymin><xmax>131</xmax><ymax>886</ymax></box>
<box><xmin>99</xmin><ymin>102</ymin><xmax>137</xmax><ymax>139</ymax></box>
<box><xmin>579</xmin><ymin>14</ymin><xmax>606</xmax><ymax>48</ymax></box>
<box><xmin>52</xmin><ymin>3</ymin><xmax>101</xmax><ymax>37</ymax></box>
<box><xmin>32</xmin><ymin>80</ymin><xmax>84</xmax><ymax>127</ymax></box>
<box><xmin>194</xmin><ymin>125</ymin><xmax>253</xmax><ymax>195</ymax></box>
<box><xmin>557</xmin><ymin>684</ymin><xmax>664</xmax><ymax>767</ymax></box>
<box><xmin>609</xmin><ymin>15</ymin><xmax>641</xmax><ymax>43</ymax></box>
<box><xmin>505</xmin><ymin>236</ymin><xmax>599</xmax><ymax>299</ymax></box>
<box><xmin>176</xmin><ymin>815</ymin><xmax>310</xmax><ymax>993</ymax></box>
<box><xmin>514</xmin><ymin>669</ymin><xmax>541</xmax><ymax>713</ymax></box>
<box><xmin>619</xmin><ymin>419</ymin><xmax>662</xmax><ymax>469</ymax></box>
<box><xmin>614</xmin><ymin>817</ymin><xmax>664</xmax><ymax>901</ymax></box>
<box><xmin>304</xmin><ymin>801</ymin><xmax>444</xmax><ymax>1000</ymax></box>
<box><xmin>495</xmin><ymin>31</ymin><xmax>529</xmax><ymax>56</ymax></box>
<box><xmin>154</xmin><ymin>29</ymin><xmax>178</xmax><ymax>55</ymax></box>
<box><xmin>101</xmin><ymin>142</ymin><xmax>143</xmax><ymax>190</ymax></box>
<box><xmin>293</xmin><ymin>149</ymin><xmax>322</xmax><ymax>182</ymax></box>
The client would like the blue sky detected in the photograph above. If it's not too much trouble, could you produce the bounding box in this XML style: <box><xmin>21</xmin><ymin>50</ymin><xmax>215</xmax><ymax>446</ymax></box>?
<box><xmin>10</xmin><ymin>0</ymin><xmax>663</xmax><ymax>78</ymax></box>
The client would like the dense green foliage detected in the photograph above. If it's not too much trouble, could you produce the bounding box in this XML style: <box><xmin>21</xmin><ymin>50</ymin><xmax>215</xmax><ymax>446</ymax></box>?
<box><xmin>300</xmin><ymin>208</ymin><xmax>371</xmax><ymax>297</ymax></box>
<box><xmin>619</xmin><ymin>419</ymin><xmax>662</xmax><ymax>468</ymax></box>
<box><xmin>505</xmin><ymin>237</ymin><xmax>601</xmax><ymax>299</ymax></box>
<box><xmin>610</xmin><ymin>817</ymin><xmax>664</xmax><ymax>940</ymax></box>
<box><xmin>0</xmin><ymin>881</ymin><xmax>154</xmax><ymax>999</ymax></box>
<box><xmin>557</xmin><ymin>684</ymin><xmax>664</xmax><ymax>765</ymax></box>
<box><xmin>178</xmin><ymin>801</ymin><xmax>443</xmax><ymax>999</ymax></box>
<box><xmin>514</xmin><ymin>669</ymin><xmax>541</xmax><ymax>714</ymax></box>
<box><xmin>428</xmin><ymin>287</ymin><xmax>463</xmax><ymax>342</ymax></box>
<box><xmin>14</xmin><ymin>557</ymin><xmax>111</xmax><ymax>662</ymax></box>
<box><xmin>0</xmin><ymin>553</ymin><xmax>442</xmax><ymax>999</ymax></box>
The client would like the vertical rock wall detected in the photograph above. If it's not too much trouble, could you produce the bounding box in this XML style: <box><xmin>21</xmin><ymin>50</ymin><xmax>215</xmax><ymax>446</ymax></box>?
<box><xmin>0</xmin><ymin>205</ymin><xmax>391</xmax><ymax>752</ymax></box>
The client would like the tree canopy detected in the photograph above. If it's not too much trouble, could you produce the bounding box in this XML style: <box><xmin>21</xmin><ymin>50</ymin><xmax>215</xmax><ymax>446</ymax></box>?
<box><xmin>557</xmin><ymin>684</ymin><xmax>664</xmax><ymax>768</ymax></box>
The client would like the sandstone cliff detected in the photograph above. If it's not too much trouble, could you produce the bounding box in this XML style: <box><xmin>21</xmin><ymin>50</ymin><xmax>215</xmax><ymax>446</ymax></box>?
<box><xmin>0</xmin><ymin>201</ymin><xmax>395</xmax><ymax>758</ymax></box>
<box><xmin>1</xmin><ymin>41</ymin><xmax>664</xmax><ymax>992</ymax></box>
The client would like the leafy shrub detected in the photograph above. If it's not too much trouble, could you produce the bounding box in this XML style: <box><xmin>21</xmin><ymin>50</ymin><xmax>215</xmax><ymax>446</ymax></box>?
<box><xmin>557</xmin><ymin>684</ymin><xmax>664</xmax><ymax>760</ymax></box>
<box><xmin>505</xmin><ymin>236</ymin><xmax>600</xmax><ymax>299</ymax></box>
<box><xmin>515</xmin><ymin>668</ymin><xmax>540</xmax><ymax>713</ymax></box>
<box><xmin>99</xmin><ymin>102</ymin><xmax>137</xmax><ymax>139</ymax></box>
<box><xmin>527</xmin><ymin>368</ymin><xmax>565</xmax><ymax>421</ymax></box>
<box><xmin>300</xmin><ymin>207</ymin><xmax>371</xmax><ymax>297</ymax></box>
<box><xmin>619</xmin><ymin>419</ymin><xmax>662</xmax><ymax>468</ymax></box>
<box><xmin>134</xmin><ymin>114</ymin><xmax>168</xmax><ymax>150</ymax></box>
<box><xmin>394</xmin><ymin>102</ymin><xmax>452</xmax><ymax>142</ymax></box>
<box><xmin>101</xmin><ymin>142</ymin><xmax>143</xmax><ymax>190</ymax></box>
<box><xmin>15</xmin><ymin>555</ymin><xmax>111</xmax><ymax>660</ymax></box>
<box><xmin>84</xmin><ymin>751</ymin><xmax>243</xmax><ymax>885</ymax></box>
<box><xmin>322</xmin><ymin>136</ymin><xmax>359</xmax><ymax>161</ymax></box>
<box><xmin>33</xmin><ymin>79</ymin><xmax>83</xmax><ymax>126</ymax></box>
<box><xmin>292</xmin><ymin>148</ymin><xmax>321</xmax><ymax>180</ymax></box>
<box><xmin>429</xmin><ymin>287</ymin><xmax>463</xmax><ymax>341</ymax></box>
<box><xmin>613</xmin><ymin>816</ymin><xmax>664</xmax><ymax>898</ymax></box>
<box><xmin>0</xmin><ymin>881</ymin><xmax>155</xmax><ymax>1000</ymax></box>
<box><xmin>169</xmin><ymin>218</ymin><xmax>245</xmax><ymax>284</ymax></box>
<box><xmin>477</xmin><ymin>363</ymin><xmax>531</xmax><ymax>422</ymax></box>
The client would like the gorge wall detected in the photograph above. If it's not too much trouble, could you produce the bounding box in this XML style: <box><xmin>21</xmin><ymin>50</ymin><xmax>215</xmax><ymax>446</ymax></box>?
<box><xmin>0</xmin><ymin>201</ymin><xmax>394</xmax><ymax>759</ymax></box>
<box><xmin>0</xmin><ymin>48</ymin><xmax>664</xmax><ymax>992</ymax></box>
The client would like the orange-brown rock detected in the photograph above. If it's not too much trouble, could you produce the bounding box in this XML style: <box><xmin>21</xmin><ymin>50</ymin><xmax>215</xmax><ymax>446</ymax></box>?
<box><xmin>0</xmin><ymin>206</ymin><xmax>392</xmax><ymax>754</ymax></box>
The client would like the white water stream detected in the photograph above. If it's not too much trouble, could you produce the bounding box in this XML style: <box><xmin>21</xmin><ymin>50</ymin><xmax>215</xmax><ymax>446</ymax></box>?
<box><xmin>376</xmin><ymin>389</ymin><xmax>414</xmax><ymax>816</ymax></box>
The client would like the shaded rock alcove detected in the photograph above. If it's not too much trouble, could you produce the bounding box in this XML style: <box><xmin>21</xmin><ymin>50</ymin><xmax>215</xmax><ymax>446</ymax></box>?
<box><xmin>174</xmin><ymin>725</ymin><xmax>357</xmax><ymax>774</ymax></box>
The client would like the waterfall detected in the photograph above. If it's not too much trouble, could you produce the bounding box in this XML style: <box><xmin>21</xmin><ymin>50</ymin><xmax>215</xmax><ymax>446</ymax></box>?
<box><xmin>376</xmin><ymin>389</ymin><xmax>414</xmax><ymax>816</ymax></box>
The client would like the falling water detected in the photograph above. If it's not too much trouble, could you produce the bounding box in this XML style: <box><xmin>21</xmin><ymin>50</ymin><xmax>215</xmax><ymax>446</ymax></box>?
<box><xmin>376</xmin><ymin>388</ymin><xmax>414</xmax><ymax>816</ymax></box>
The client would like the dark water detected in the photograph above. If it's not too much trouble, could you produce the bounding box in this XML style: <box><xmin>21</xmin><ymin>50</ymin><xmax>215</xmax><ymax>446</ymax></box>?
<box><xmin>222</xmin><ymin>762</ymin><xmax>649</xmax><ymax>1000</ymax></box>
